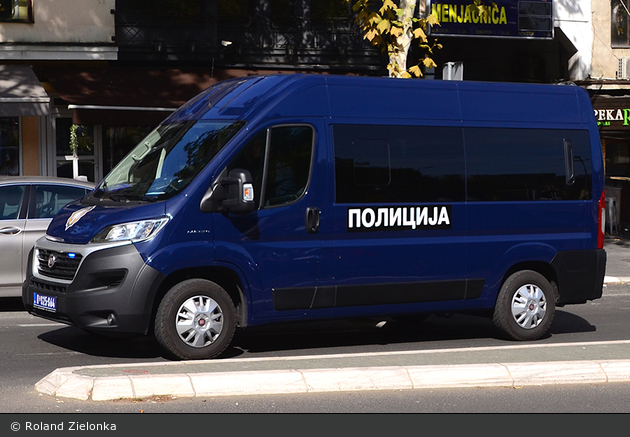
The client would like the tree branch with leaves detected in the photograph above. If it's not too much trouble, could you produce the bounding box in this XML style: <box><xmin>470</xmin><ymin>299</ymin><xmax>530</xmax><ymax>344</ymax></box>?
<box><xmin>69</xmin><ymin>124</ymin><xmax>93</xmax><ymax>155</ymax></box>
<box><xmin>347</xmin><ymin>0</ymin><xmax>441</xmax><ymax>78</ymax></box>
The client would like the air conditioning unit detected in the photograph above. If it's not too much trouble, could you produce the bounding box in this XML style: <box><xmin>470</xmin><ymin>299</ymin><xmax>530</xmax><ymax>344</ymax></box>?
<box><xmin>618</xmin><ymin>57</ymin><xmax>630</xmax><ymax>79</ymax></box>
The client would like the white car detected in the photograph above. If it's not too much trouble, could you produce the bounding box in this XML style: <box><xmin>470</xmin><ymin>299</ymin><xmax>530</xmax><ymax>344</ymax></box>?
<box><xmin>0</xmin><ymin>176</ymin><xmax>95</xmax><ymax>297</ymax></box>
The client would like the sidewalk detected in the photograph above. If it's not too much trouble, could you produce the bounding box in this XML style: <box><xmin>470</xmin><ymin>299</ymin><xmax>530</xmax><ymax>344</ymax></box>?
<box><xmin>35</xmin><ymin>236</ymin><xmax>630</xmax><ymax>402</ymax></box>
<box><xmin>603</xmin><ymin>234</ymin><xmax>630</xmax><ymax>283</ymax></box>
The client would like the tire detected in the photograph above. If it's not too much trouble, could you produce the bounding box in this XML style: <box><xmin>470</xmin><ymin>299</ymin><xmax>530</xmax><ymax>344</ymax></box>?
<box><xmin>155</xmin><ymin>279</ymin><xmax>236</xmax><ymax>360</ymax></box>
<box><xmin>492</xmin><ymin>270</ymin><xmax>556</xmax><ymax>341</ymax></box>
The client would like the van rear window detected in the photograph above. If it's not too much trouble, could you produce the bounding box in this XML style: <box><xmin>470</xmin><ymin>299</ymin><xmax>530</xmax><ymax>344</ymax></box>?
<box><xmin>333</xmin><ymin>125</ymin><xmax>592</xmax><ymax>204</ymax></box>
<box><xmin>466</xmin><ymin>128</ymin><xmax>592</xmax><ymax>201</ymax></box>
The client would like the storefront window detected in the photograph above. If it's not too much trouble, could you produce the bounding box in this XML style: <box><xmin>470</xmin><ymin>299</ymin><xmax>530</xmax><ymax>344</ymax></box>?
<box><xmin>613</xmin><ymin>0</ymin><xmax>630</xmax><ymax>47</ymax></box>
<box><xmin>0</xmin><ymin>0</ymin><xmax>33</xmax><ymax>22</ymax></box>
<box><xmin>56</xmin><ymin>160</ymin><xmax>95</xmax><ymax>181</ymax></box>
<box><xmin>0</xmin><ymin>117</ymin><xmax>20</xmax><ymax>176</ymax></box>
<box><xmin>55</xmin><ymin>118</ymin><xmax>96</xmax><ymax>181</ymax></box>
<box><xmin>605</xmin><ymin>141</ymin><xmax>630</xmax><ymax>178</ymax></box>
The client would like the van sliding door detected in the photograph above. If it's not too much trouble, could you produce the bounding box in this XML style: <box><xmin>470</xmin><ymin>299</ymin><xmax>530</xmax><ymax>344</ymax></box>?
<box><xmin>330</xmin><ymin>123</ymin><xmax>472</xmax><ymax>315</ymax></box>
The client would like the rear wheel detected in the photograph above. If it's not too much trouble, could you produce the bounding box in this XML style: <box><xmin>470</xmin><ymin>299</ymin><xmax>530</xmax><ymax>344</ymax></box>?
<box><xmin>492</xmin><ymin>270</ymin><xmax>556</xmax><ymax>341</ymax></box>
<box><xmin>155</xmin><ymin>279</ymin><xmax>236</xmax><ymax>360</ymax></box>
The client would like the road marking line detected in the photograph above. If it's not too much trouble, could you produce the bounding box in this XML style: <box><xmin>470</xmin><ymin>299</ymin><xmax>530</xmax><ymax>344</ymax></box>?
<box><xmin>223</xmin><ymin>339</ymin><xmax>630</xmax><ymax>363</ymax></box>
<box><xmin>73</xmin><ymin>339</ymin><xmax>630</xmax><ymax>371</ymax></box>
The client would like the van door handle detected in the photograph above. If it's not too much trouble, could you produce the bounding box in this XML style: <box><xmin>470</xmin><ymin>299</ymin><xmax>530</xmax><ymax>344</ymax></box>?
<box><xmin>0</xmin><ymin>226</ymin><xmax>21</xmax><ymax>235</ymax></box>
<box><xmin>305</xmin><ymin>207</ymin><xmax>320</xmax><ymax>234</ymax></box>
<box><xmin>564</xmin><ymin>139</ymin><xmax>575</xmax><ymax>186</ymax></box>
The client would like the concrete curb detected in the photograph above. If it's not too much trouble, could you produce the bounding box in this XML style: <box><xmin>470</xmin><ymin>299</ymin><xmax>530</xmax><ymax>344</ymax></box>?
<box><xmin>35</xmin><ymin>359</ymin><xmax>630</xmax><ymax>401</ymax></box>
<box><xmin>604</xmin><ymin>276</ymin><xmax>630</xmax><ymax>284</ymax></box>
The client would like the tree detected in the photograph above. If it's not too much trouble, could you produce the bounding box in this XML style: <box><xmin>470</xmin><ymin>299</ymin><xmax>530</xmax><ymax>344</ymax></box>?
<box><xmin>347</xmin><ymin>0</ymin><xmax>441</xmax><ymax>78</ymax></box>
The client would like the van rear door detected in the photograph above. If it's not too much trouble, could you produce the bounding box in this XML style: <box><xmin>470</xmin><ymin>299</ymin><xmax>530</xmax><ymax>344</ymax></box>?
<box><xmin>464</xmin><ymin>127</ymin><xmax>595</xmax><ymax>302</ymax></box>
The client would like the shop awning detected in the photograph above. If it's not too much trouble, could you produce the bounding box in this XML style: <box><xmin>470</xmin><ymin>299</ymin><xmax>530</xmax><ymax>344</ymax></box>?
<box><xmin>42</xmin><ymin>68</ymin><xmax>220</xmax><ymax>126</ymax></box>
<box><xmin>0</xmin><ymin>65</ymin><xmax>50</xmax><ymax>117</ymax></box>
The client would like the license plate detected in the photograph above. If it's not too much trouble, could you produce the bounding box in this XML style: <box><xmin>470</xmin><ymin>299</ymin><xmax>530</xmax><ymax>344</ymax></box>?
<box><xmin>33</xmin><ymin>292</ymin><xmax>56</xmax><ymax>312</ymax></box>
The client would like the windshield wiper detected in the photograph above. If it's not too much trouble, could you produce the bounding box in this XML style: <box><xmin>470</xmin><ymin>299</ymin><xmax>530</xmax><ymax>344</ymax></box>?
<box><xmin>96</xmin><ymin>181</ymin><xmax>111</xmax><ymax>200</ymax></box>
<box><xmin>122</xmin><ymin>194</ymin><xmax>160</xmax><ymax>203</ymax></box>
<box><xmin>96</xmin><ymin>181</ymin><xmax>127</xmax><ymax>202</ymax></box>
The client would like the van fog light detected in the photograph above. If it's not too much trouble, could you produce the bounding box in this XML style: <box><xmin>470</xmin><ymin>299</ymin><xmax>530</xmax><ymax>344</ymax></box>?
<box><xmin>107</xmin><ymin>313</ymin><xmax>117</xmax><ymax>326</ymax></box>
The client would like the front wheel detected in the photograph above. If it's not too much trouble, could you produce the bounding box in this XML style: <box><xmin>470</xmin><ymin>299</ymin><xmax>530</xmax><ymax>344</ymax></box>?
<box><xmin>492</xmin><ymin>270</ymin><xmax>556</xmax><ymax>341</ymax></box>
<box><xmin>155</xmin><ymin>279</ymin><xmax>236</xmax><ymax>360</ymax></box>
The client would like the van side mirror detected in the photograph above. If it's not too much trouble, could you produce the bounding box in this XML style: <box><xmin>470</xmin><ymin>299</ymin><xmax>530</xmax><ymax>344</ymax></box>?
<box><xmin>200</xmin><ymin>169</ymin><xmax>256</xmax><ymax>215</ymax></box>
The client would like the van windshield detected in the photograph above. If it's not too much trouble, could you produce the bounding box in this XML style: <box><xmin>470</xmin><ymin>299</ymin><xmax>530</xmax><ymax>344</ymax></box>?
<box><xmin>93</xmin><ymin>120</ymin><xmax>245</xmax><ymax>202</ymax></box>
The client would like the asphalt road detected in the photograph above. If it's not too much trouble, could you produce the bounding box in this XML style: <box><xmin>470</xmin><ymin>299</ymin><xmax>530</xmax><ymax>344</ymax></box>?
<box><xmin>1</xmin><ymin>279</ymin><xmax>630</xmax><ymax>413</ymax></box>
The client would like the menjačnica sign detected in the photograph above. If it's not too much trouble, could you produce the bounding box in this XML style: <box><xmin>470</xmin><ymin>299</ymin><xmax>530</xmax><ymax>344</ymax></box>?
<box><xmin>428</xmin><ymin>0</ymin><xmax>553</xmax><ymax>39</ymax></box>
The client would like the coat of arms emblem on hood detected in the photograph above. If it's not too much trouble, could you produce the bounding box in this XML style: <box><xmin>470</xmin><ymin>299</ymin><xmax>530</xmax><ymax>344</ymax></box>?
<box><xmin>65</xmin><ymin>206</ymin><xmax>95</xmax><ymax>230</ymax></box>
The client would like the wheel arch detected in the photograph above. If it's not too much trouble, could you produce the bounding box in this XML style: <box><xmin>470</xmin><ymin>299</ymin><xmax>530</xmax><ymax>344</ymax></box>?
<box><xmin>492</xmin><ymin>242</ymin><xmax>560</xmax><ymax>304</ymax></box>
<box><xmin>500</xmin><ymin>261</ymin><xmax>559</xmax><ymax>304</ymax></box>
<box><xmin>149</xmin><ymin>265</ymin><xmax>248</xmax><ymax>334</ymax></box>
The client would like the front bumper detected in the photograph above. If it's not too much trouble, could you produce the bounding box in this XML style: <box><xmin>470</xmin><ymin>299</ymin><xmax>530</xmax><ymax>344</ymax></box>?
<box><xmin>22</xmin><ymin>239</ymin><xmax>164</xmax><ymax>335</ymax></box>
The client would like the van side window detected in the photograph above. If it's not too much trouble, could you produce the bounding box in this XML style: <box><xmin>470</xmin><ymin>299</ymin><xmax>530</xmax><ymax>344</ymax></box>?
<box><xmin>466</xmin><ymin>128</ymin><xmax>592</xmax><ymax>201</ymax></box>
<box><xmin>227</xmin><ymin>125</ymin><xmax>314</xmax><ymax>208</ymax></box>
<box><xmin>265</xmin><ymin>126</ymin><xmax>313</xmax><ymax>207</ymax></box>
<box><xmin>350</xmin><ymin>139</ymin><xmax>391</xmax><ymax>187</ymax></box>
<box><xmin>227</xmin><ymin>130</ymin><xmax>266</xmax><ymax>209</ymax></box>
<box><xmin>333</xmin><ymin>124</ymin><xmax>465</xmax><ymax>203</ymax></box>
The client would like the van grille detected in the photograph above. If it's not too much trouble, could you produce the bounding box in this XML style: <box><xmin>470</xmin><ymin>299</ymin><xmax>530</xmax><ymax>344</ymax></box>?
<box><xmin>37</xmin><ymin>249</ymin><xmax>82</xmax><ymax>280</ymax></box>
<box><xmin>29</xmin><ymin>278</ymin><xmax>68</xmax><ymax>294</ymax></box>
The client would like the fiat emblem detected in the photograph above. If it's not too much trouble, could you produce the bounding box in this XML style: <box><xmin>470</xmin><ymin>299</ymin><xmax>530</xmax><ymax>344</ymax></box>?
<box><xmin>48</xmin><ymin>254</ymin><xmax>57</xmax><ymax>269</ymax></box>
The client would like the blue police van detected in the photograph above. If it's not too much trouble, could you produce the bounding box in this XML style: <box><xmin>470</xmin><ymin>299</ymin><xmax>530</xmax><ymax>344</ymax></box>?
<box><xmin>23</xmin><ymin>74</ymin><xmax>607</xmax><ymax>360</ymax></box>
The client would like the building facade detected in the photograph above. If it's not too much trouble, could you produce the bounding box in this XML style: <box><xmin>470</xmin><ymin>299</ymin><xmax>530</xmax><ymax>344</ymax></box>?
<box><xmin>580</xmin><ymin>0</ymin><xmax>630</xmax><ymax>228</ymax></box>
<box><xmin>427</xmin><ymin>0</ymin><xmax>591</xmax><ymax>82</ymax></box>
<box><xmin>0</xmin><ymin>0</ymin><xmax>383</xmax><ymax>183</ymax></box>
<box><xmin>0</xmin><ymin>0</ymin><xmax>116</xmax><ymax>181</ymax></box>
<box><xmin>0</xmin><ymin>0</ymin><xmax>607</xmax><ymax>208</ymax></box>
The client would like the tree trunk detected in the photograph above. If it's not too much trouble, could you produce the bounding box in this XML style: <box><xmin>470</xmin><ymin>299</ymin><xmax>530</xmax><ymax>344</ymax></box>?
<box><xmin>389</xmin><ymin>0</ymin><xmax>417</xmax><ymax>77</ymax></box>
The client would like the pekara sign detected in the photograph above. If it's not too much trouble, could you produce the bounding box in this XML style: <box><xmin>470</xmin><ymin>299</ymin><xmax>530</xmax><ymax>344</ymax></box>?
<box><xmin>591</xmin><ymin>97</ymin><xmax>630</xmax><ymax>130</ymax></box>
<box><xmin>594</xmin><ymin>108</ymin><xmax>630</xmax><ymax>129</ymax></box>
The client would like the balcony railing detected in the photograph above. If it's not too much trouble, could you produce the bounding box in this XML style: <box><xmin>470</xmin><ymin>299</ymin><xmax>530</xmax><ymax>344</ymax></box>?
<box><xmin>115</xmin><ymin>11</ymin><xmax>382</xmax><ymax>71</ymax></box>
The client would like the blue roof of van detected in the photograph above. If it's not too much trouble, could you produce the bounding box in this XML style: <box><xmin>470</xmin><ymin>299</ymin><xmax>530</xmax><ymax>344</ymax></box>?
<box><xmin>164</xmin><ymin>74</ymin><xmax>595</xmax><ymax>128</ymax></box>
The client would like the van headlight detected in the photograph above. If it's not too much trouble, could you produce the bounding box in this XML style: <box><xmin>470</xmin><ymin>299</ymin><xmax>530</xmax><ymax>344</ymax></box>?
<box><xmin>91</xmin><ymin>217</ymin><xmax>170</xmax><ymax>243</ymax></box>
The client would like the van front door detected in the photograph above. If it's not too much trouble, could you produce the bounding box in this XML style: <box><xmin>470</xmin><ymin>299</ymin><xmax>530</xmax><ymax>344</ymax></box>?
<box><xmin>213</xmin><ymin>124</ymin><xmax>329</xmax><ymax>320</ymax></box>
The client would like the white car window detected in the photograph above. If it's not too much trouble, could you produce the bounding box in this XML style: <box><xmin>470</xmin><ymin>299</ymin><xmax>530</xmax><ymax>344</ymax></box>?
<box><xmin>33</xmin><ymin>185</ymin><xmax>89</xmax><ymax>219</ymax></box>
<box><xmin>0</xmin><ymin>185</ymin><xmax>25</xmax><ymax>220</ymax></box>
